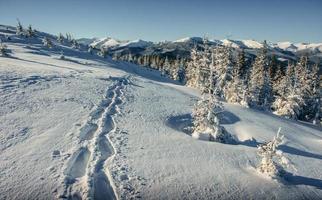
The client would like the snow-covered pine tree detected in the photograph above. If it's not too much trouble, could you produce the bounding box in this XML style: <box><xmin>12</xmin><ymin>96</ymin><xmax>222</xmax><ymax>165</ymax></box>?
<box><xmin>16</xmin><ymin>19</ymin><xmax>24</xmax><ymax>36</ymax></box>
<box><xmin>269</xmin><ymin>55</ymin><xmax>279</xmax><ymax>81</ymax></box>
<box><xmin>235</xmin><ymin>49</ymin><xmax>251</xmax><ymax>106</ymax></box>
<box><xmin>162</xmin><ymin>56</ymin><xmax>171</xmax><ymax>77</ymax></box>
<box><xmin>42</xmin><ymin>37</ymin><xmax>53</xmax><ymax>48</ymax></box>
<box><xmin>212</xmin><ymin>45</ymin><xmax>234</xmax><ymax>98</ymax></box>
<box><xmin>249</xmin><ymin>41</ymin><xmax>273</xmax><ymax>109</ymax></box>
<box><xmin>57</xmin><ymin>33</ymin><xmax>64</xmax><ymax>44</ymax></box>
<box><xmin>257</xmin><ymin>128</ymin><xmax>291</xmax><ymax>177</ymax></box>
<box><xmin>292</xmin><ymin>56</ymin><xmax>314</xmax><ymax>120</ymax></box>
<box><xmin>26</xmin><ymin>25</ymin><xmax>35</xmax><ymax>37</ymax></box>
<box><xmin>225</xmin><ymin>60</ymin><xmax>244</xmax><ymax>104</ymax></box>
<box><xmin>186</xmin><ymin>47</ymin><xmax>200</xmax><ymax>87</ymax></box>
<box><xmin>237</xmin><ymin>49</ymin><xmax>248</xmax><ymax>81</ymax></box>
<box><xmin>198</xmin><ymin>42</ymin><xmax>212</xmax><ymax>92</ymax></box>
<box><xmin>192</xmin><ymin>94</ymin><xmax>231</xmax><ymax>142</ymax></box>
<box><xmin>273</xmin><ymin>61</ymin><xmax>306</xmax><ymax>119</ymax></box>
<box><xmin>306</xmin><ymin>62</ymin><xmax>321</xmax><ymax>124</ymax></box>
<box><xmin>177</xmin><ymin>58</ymin><xmax>186</xmax><ymax>83</ymax></box>
<box><xmin>272</xmin><ymin>63</ymin><xmax>285</xmax><ymax>96</ymax></box>
<box><xmin>192</xmin><ymin>48</ymin><xmax>234</xmax><ymax>143</ymax></box>
<box><xmin>174</xmin><ymin>56</ymin><xmax>182</xmax><ymax>80</ymax></box>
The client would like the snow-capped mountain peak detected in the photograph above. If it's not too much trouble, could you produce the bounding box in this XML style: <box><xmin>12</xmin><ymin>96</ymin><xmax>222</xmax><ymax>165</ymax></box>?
<box><xmin>174</xmin><ymin>37</ymin><xmax>203</xmax><ymax>43</ymax></box>
<box><xmin>119</xmin><ymin>39</ymin><xmax>153</xmax><ymax>48</ymax></box>
<box><xmin>90</xmin><ymin>37</ymin><xmax>124</xmax><ymax>48</ymax></box>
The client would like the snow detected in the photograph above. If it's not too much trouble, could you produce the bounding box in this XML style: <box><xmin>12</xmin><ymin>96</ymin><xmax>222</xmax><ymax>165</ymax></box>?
<box><xmin>119</xmin><ymin>39</ymin><xmax>153</xmax><ymax>48</ymax></box>
<box><xmin>1</xmin><ymin>26</ymin><xmax>322</xmax><ymax>199</ymax></box>
<box><xmin>90</xmin><ymin>37</ymin><xmax>124</xmax><ymax>48</ymax></box>
<box><xmin>174</xmin><ymin>37</ymin><xmax>203</xmax><ymax>43</ymax></box>
<box><xmin>241</xmin><ymin>40</ymin><xmax>264</xmax><ymax>49</ymax></box>
<box><xmin>275</xmin><ymin>41</ymin><xmax>322</xmax><ymax>52</ymax></box>
<box><xmin>220</xmin><ymin>39</ymin><xmax>242</xmax><ymax>48</ymax></box>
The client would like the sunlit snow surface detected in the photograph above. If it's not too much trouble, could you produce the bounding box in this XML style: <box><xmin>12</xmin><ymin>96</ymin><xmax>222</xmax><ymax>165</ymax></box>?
<box><xmin>1</xmin><ymin>25</ymin><xmax>322</xmax><ymax>200</ymax></box>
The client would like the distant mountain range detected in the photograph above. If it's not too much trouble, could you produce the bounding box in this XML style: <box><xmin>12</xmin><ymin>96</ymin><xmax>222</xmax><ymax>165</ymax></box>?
<box><xmin>76</xmin><ymin>36</ymin><xmax>322</xmax><ymax>64</ymax></box>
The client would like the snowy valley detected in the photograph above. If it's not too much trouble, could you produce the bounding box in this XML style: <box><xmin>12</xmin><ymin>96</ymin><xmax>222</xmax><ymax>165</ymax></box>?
<box><xmin>0</xmin><ymin>23</ymin><xmax>322</xmax><ymax>200</ymax></box>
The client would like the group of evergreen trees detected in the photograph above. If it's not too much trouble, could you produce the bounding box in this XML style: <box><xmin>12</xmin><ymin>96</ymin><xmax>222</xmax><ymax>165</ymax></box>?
<box><xmin>118</xmin><ymin>41</ymin><xmax>320</xmax><ymax>124</ymax></box>
<box><xmin>115</xmin><ymin>53</ymin><xmax>187</xmax><ymax>82</ymax></box>
<box><xmin>187</xmin><ymin>41</ymin><xmax>320</xmax><ymax>123</ymax></box>
<box><xmin>16</xmin><ymin>19</ymin><xmax>36</xmax><ymax>38</ymax></box>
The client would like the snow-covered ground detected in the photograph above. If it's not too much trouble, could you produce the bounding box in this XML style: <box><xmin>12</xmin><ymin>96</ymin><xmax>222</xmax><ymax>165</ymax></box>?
<box><xmin>1</xmin><ymin>27</ymin><xmax>322</xmax><ymax>200</ymax></box>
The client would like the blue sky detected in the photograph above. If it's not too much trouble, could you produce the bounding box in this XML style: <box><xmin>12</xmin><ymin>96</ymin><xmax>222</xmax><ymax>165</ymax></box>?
<box><xmin>1</xmin><ymin>0</ymin><xmax>321</xmax><ymax>43</ymax></box>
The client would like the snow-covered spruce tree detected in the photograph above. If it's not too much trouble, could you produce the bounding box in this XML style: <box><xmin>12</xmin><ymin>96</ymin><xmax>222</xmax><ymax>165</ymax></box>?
<box><xmin>257</xmin><ymin>128</ymin><xmax>291</xmax><ymax>177</ymax></box>
<box><xmin>272</xmin><ymin>63</ymin><xmax>285</xmax><ymax>97</ymax></box>
<box><xmin>192</xmin><ymin>50</ymin><xmax>234</xmax><ymax>143</ymax></box>
<box><xmin>26</xmin><ymin>25</ymin><xmax>35</xmax><ymax>37</ymax></box>
<box><xmin>192</xmin><ymin>94</ymin><xmax>229</xmax><ymax>142</ymax></box>
<box><xmin>198</xmin><ymin>41</ymin><xmax>212</xmax><ymax>92</ymax></box>
<box><xmin>57</xmin><ymin>33</ymin><xmax>64</xmax><ymax>44</ymax></box>
<box><xmin>269</xmin><ymin>55</ymin><xmax>279</xmax><ymax>82</ymax></box>
<box><xmin>177</xmin><ymin>58</ymin><xmax>186</xmax><ymax>83</ymax></box>
<box><xmin>212</xmin><ymin>45</ymin><xmax>234</xmax><ymax>98</ymax></box>
<box><xmin>249</xmin><ymin>41</ymin><xmax>273</xmax><ymax>109</ymax></box>
<box><xmin>162</xmin><ymin>56</ymin><xmax>171</xmax><ymax>77</ymax></box>
<box><xmin>42</xmin><ymin>37</ymin><xmax>53</xmax><ymax>48</ymax></box>
<box><xmin>274</xmin><ymin>56</ymin><xmax>314</xmax><ymax>120</ymax></box>
<box><xmin>272</xmin><ymin>62</ymin><xmax>305</xmax><ymax>119</ymax></box>
<box><xmin>236</xmin><ymin>49</ymin><xmax>248</xmax><ymax>81</ymax></box>
<box><xmin>16</xmin><ymin>19</ymin><xmax>24</xmax><ymax>36</ymax></box>
<box><xmin>171</xmin><ymin>56</ymin><xmax>180</xmax><ymax>80</ymax></box>
<box><xmin>225</xmin><ymin>49</ymin><xmax>249</xmax><ymax>104</ymax></box>
<box><xmin>306</xmin><ymin>62</ymin><xmax>321</xmax><ymax>124</ymax></box>
<box><xmin>186</xmin><ymin>47</ymin><xmax>201</xmax><ymax>87</ymax></box>
<box><xmin>225</xmin><ymin>63</ymin><xmax>247</xmax><ymax>104</ymax></box>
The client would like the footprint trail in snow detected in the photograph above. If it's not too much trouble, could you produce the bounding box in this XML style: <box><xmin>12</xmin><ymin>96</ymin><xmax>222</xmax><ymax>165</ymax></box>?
<box><xmin>61</xmin><ymin>76</ymin><xmax>129</xmax><ymax>200</ymax></box>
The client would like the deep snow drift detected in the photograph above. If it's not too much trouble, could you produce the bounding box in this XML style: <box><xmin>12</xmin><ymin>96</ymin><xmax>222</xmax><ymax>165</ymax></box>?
<box><xmin>1</xmin><ymin>26</ymin><xmax>322</xmax><ymax>200</ymax></box>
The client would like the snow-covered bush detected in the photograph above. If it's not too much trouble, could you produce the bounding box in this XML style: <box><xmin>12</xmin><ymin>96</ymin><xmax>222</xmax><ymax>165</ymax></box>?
<box><xmin>71</xmin><ymin>39</ymin><xmax>79</xmax><ymax>49</ymax></box>
<box><xmin>57</xmin><ymin>33</ymin><xmax>64</xmax><ymax>44</ymax></box>
<box><xmin>16</xmin><ymin>19</ymin><xmax>24</xmax><ymax>36</ymax></box>
<box><xmin>192</xmin><ymin>94</ymin><xmax>233</xmax><ymax>143</ymax></box>
<box><xmin>59</xmin><ymin>51</ymin><xmax>65</xmax><ymax>60</ymax></box>
<box><xmin>273</xmin><ymin>95</ymin><xmax>305</xmax><ymax>119</ymax></box>
<box><xmin>0</xmin><ymin>42</ymin><xmax>9</xmax><ymax>56</ymax></box>
<box><xmin>257</xmin><ymin>128</ymin><xmax>291</xmax><ymax>177</ymax></box>
<box><xmin>42</xmin><ymin>37</ymin><xmax>53</xmax><ymax>48</ymax></box>
<box><xmin>26</xmin><ymin>25</ymin><xmax>35</xmax><ymax>37</ymax></box>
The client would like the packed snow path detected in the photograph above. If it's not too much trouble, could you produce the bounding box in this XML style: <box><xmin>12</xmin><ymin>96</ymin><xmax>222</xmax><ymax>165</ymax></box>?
<box><xmin>62</xmin><ymin>77</ymin><xmax>129</xmax><ymax>200</ymax></box>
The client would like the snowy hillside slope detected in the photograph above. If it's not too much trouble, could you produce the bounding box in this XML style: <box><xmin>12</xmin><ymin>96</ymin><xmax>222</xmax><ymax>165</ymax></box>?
<box><xmin>1</xmin><ymin>26</ymin><xmax>322</xmax><ymax>200</ymax></box>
